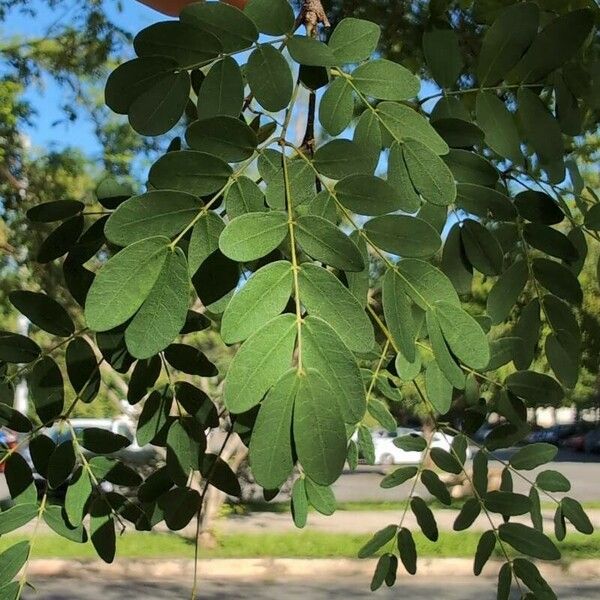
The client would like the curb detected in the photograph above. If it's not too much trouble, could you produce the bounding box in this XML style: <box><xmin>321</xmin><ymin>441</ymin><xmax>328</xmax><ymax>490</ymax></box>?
<box><xmin>27</xmin><ymin>558</ymin><xmax>600</xmax><ymax>581</ymax></box>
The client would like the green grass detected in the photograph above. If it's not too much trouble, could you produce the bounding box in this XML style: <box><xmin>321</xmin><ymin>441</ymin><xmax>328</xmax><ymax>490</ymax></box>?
<box><xmin>1</xmin><ymin>530</ymin><xmax>599</xmax><ymax>561</ymax></box>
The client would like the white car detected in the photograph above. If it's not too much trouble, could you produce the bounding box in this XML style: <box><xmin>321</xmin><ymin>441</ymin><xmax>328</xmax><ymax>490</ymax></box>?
<box><xmin>373</xmin><ymin>428</ymin><xmax>469</xmax><ymax>465</ymax></box>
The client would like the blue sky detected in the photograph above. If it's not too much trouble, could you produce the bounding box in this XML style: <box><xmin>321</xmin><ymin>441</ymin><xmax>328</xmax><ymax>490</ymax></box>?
<box><xmin>1</xmin><ymin>0</ymin><xmax>161</xmax><ymax>157</ymax></box>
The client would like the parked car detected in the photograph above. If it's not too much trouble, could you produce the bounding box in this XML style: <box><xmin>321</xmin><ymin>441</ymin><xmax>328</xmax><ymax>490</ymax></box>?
<box><xmin>373</xmin><ymin>428</ymin><xmax>470</xmax><ymax>466</ymax></box>
<box><xmin>526</xmin><ymin>424</ymin><xmax>578</xmax><ymax>445</ymax></box>
<box><xmin>584</xmin><ymin>427</ymin><xmax>600</xmax><ymax>454</ymax></box>
<box><xmin>44</xmin><ymin>417</ymin><xmax>158</xmax><ymax>466</ymax></box>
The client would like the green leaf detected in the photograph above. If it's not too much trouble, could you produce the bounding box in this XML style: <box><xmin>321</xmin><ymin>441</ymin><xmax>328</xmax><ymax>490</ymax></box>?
<box><xmin>246</xmin><ymin>44</ymin><xmax>294</xmax><ymax>112</ymax></box>
<box><xmin>264</xmin><ymin>155</ymin><xmax>315</xmax><ymax>210</ymax></box>
<box><xmin>305</xmin><ymin>478</ymin><xmax>336</xmax><ymax>516</ymax></box>
<box><xmin>243</xmin><ymin>0</ymin><xmax>295</xmax><ymax>36</ymax></box>
<box><xmin>222</xmin><ymin>261</ymin><xmax>292</xmax><ymax>344</ymax></box>
<box><xmin>133</xmin><ymin>21</ymin><xmax>221</xmax><ymax>68</ymax></box>
<box><xmin>328</xmin><ymin>18</ymin><xmax>381</xmax><ymax>65</ymax></box>
<box><xmin>561</xmin><ymin>497</ymin><xmax>594</xmax><ymax>535</ymax></box>
<box><xmin>136</xmin><ymin>390</ymin><xmax>171</xmax><ymax>446</ymax></box>
<box><xmin>0</xmin><ymin>541</ymin><xmax>29</xmax><ymax>586</ymax></box>
<box><xmin>125</xmin><ymin>247</ymin><xmax>189</xmax><ymax>359</ymax></box>
<box><xmin>293</xmin><ymin>368</ymin><xmax>347</xmax><ymax>486</ymax></box>
<box><xmin>37</xmin><ymin>215</ymin><xmax>84</xmax><ymax>263</ymax></box>
<box><xmin>85</xmin><ymin>236</ymin><xmax>169</xmax><ymax>332</ymax></box>
<box><xmin>394</xmin><ymin>434</ymin><xmax>426</xmax><ymax>452</ymax></box>
<box><xmin>382</xmin><ymin>269</ymin><xmax>417</xmax><ymax>362</ymax></box>
<box><xmin>533</xmin><ymin>258</ymin><xmax>583</xmax><ymax>305</ymax></box>
<box><xmin>291</xmin><ymin>478</ymin><xmax>308</xmax><ymax>529</ymax></box>
<box><xmin>402</xmin><ymin>139</ymin><xmax>456</xmax><ymax>206</ymax></box>
<box><xmin>224</xmin><ymin>314</ymin><xmax>296</xmax><ymax>413</ymax></box>
<box><xmin>89</xmin><ymin>498</ymin><xmax>116</xmax><ymax>563</ymax></box>
<box><xmin>249</xmin><ymin>368</ymin><xmax>296</xmax><ymax>489</ymax></box>
<box><xmin>0</xmin><ymin>504</ymin><xmax>38</xmax><ymax>535</ymax></box>
<box><xmin>4</xmin><ymin>453</ymin><xmax>34</xmax><ymax>504</ymax></box>
<box><xmin>456</xmin><ymin>183</ymin><xmax>517</xmax><ymax>222</ymax></box>
<box><xmin>370</xmin><ymin>554</ymin><xmax>392</xmax><ymax>591</ymax></box>
<box><xmin>66</xmin><ymin>338</ymin><xmax>100</xmax><ymax>404</ymax></box>
<box><xmin>441</xmin><ymin>223</ymin><xmax>472</xmax><ymax>296</ymax></box>
<box><xmin>9</xmin><ymin>291</ymin><xmax>74</xmax><ymax>337</ymax></box>
<box><xmin>397</xmin><ymin>528</ymin><xmax>417</xmax><ymax>574</ymax></box>
<box><xmin>506</xmin><ymin>371</ymin><xmax>563</xmax><ymax>407</ymax></box>
<box><xmin>313</xmin><ymin>139</ymin><xmax>371</xmax><ymax>180</ymax></box>
<box><xmin>0</xmin><ymin>332</ymin><xmax>41</xmax><ymax>364</ymax></box>
<box><xmin>164</xmin><ymin>344</ymin><xmax>216</xmax><ymax>376</ymax></box>
<box><xmin>476</xmin><ymin>92</ymin><xmax>523</xmax><ymax>165</ymax></box>
<box><xmin>425</xmin><ymin>361</ymin><xmax>453</xmax><ymax>415</ymax></box>
<box><xmin>421</xmin><ymin>469</ymin><xmax>451</xmax><ymax>505</ymax></box>
<box><xmin>354</xmin><ymin>111</ymin><xmax>383</xmax><ymax>173</ymax></box>
<box><xmin>454</xmin><ymin>497</ymin><xmax>481</xmax><ymax>531</ymax></box>
<box><xmin>358</xmin><ymin>524</ymin><xmax>397</xmax><ymax>558</ymax></box>
<box><xmin>584</xmin><ymin>204</ymin><xmax>600</xmax><ymax>230</ymax></box>
<box><xmin>513</xmin><ymin>558</ymin><xmax>557</xmax><ymax>600</ymax></box>
<box><xmin>487</xmin><ymin>260</ymin><xmax>528</xmax><ymax>325</ymax></box>
<box><xmin>201</xmin><ymin>454</ymin><xmax>241</xmax><ymax>497</ymax></box>
<box><xmin>65</xmin><ymin>466</ymin><xmax>93</xmax><ymax>526</ymax></box>
<box><xmin>368</xmin><ymin>398</ymin><xmax>396</xmax><ymax>432</ymax></box>
<box><xmin>443</xmin><ymin>149</ymin><xmax>498</xmax><ymax>186</ymax></box>
<box><xmin>530</xmin><ymin>486</ymin><xmax>543</xmax><ymax>532</ymax></box>
<box><xmin>197</xmin><ymin>57</ymin><xmax>244</xmax><ymax>120</ymax></box>
<box><xmin>287</xmin><ymin>36</ymin><xmax>337</xmax><ymax>67</ymax></box>
<box><xmin>219</xmin><ymin>211</ymin><xmax>288</xmax><ymax>262</ymax></box>
<box><xmin>380</xmin><ymin>465</ymin><xmax>418</xmax><ymax>489</ymax></box>
<box><xmin>515</xmin><ymin>191</ymin><xmax>563</xmax><ymax>225</ymax></box>
<box><xmin>225</xmin><ymin>176</ymin><xmax>266</xmax><ymax>219</ymax></box>
<box><xmin>351</xmin><ymin>59</ymin><xmax>420</xmax><ymax>101</ymax></box>
<box><xmin>335</xmin><ymin>174</ymin><xmax>402</xmax><ymax>216</ymax></box>
<box><xmin>432</xmin><ymin>118</ymin><xmax>484</xmax><ymax>149</ymax></box>
<box><xmin>377</xmin><ymin>102</ymin><xmax>449</xmax><ymax>155</ymax></box>
<box><xmin>497</xmin><ymin>564</ymin><xmax>510</xmax><ymax>600</ymax></box>
<box><xmin>484</xmin><ymin>491</ymin><xmax>531</xmax><ymax>516</ymax></box>
<box><xmin>509</xmin><ymin>9</ymin><xmax>594</xmax><ymax>84</ymax></box>
<box><xmin>319</xmin><ymin>78</ymin><xmax>354</xmax><ymax>136</ymax></box>
<box><xmin>30</xmin><ymin>357</ymin><xmax>64</xmax><ymax>423</ymax></box>
<box><xmin>188</xmin><ymin>211</ymin><xmax>225</xmax><ymax>275</ymax></box>
<box><xmin>0</xmin><ymin>404</ymin><xmax>32</xmax><ymax>433</ymax></box>
<box><xmin>105</xmin><ymin>57</ymin><xmax>190</xmax><ymax>136</ymax></box>
<box><xmin>461</xmin><ymin>219</ymin><xmax>503</xmax><ymax>276</ymax></box>
<box><xmin>298</xmin><ymin>263</ymin><xmax>374</xmax><ymax>353</ymax></box>
<box><xmin>498</xmin><ymin>522</ymin><xmax>560</xmax><ymax>560</ymax></box>
<box><xmin>166</xmin><ymin>418</ymin><xmax>204</xmax><ymax>485</ymax></box>
<box><xmin>358</xmin><ymin>424</ymin><xmax>375</xmax><ymax>465</ymax></box>
<box><xmin>148</xmin><ymin>150</ymin><xmax>232</xmax><ymax>197</ymax></box>
<box><xmin>536</xmin><ymin>470</ymin><xmax>571</xmax><ymax>493</ymax></box>
<box><xmin>186</xmin><ymin>116</ymin><xmax>258</xmax><ymax>163</ymax></box>
<box><xmin>430</xmin><ymin>447</ymin><xmax>462</xmax><ymax>475</ymax></box>
<box><xmin>427</xmin><ymin>308</ymin><xmax>467</xmax><ymax>389</ymax></box>
<box><xmin>180</xmin><ymin>1</ymin><xmax>258</xmax><ymax>53</ymax></box>
<box><xmin>301</xmin><ymin>315</ymin><xmax>366</xmax><ymax>424</ymax></box>
<box><xmin>175</xmin><ymin>382</ymin><xmax>218</xmax><ymax>428</ymax></box>
<box><xmin>80</xmin><ymin>427</ymin><xmax>130</xmax><ymax>454</ymax></box>
<box><xmin>395</xmin><ymin>258</ymin><xmax>459</xmax><ymax>311</ymax></box>
<box><xmin>296</xmin><ymin>215</ymin><xmax>364</xmax><ymax>272</ymax></box>
<box><xmin>434</xmin><ymin>300</ymin><xmax>490</xmax><ymax>370</ymax></box>
<box><xmin>411</xmin><ymin>496</ymin><xmax>438</xmax><ymax>541</ymax></box>
<box><xmin>423</xmin><ymin>26</ymin><xmax>463</xmax><ymax>88</ymax></box>
<box><xmin>43</xmin><ymin>504</ymin><xmax>87</xmax><ymax>543</ymax></box>
<box><xmin>48</xmin><ymin>442</ymin><xmax>76</xmax><ymax>489</ymax></box>
<box><xmin>509</xmin><ymin>443</ymin><xmax>558</xmax><ymax>471</ymax></box>
<box><xmin>476</xmin><ymin>2</ymin><xmax>539</xmax><ymax>86</ymax></box>
<box><xmin>27</xmin><ymin>199</ymin><xmax>84</xmax><ymax>223</ymax></box>
<box><xmin>474</xmin><ymin>530</ymin><xmax>496</xmax><ymax>575</ymax></box>
<box><xmin>518</xmin><ymin>88</ymin><xmax>564</xmax><ymax>167</ymax></box>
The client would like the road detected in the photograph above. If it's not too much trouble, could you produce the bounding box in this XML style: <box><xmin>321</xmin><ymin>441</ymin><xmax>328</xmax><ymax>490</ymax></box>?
<box><xmin>3</xmin><ymin>450</ymin><xmax>600</xmax><ymax>505</ymax></box>
<box><xmin>21</xmin><ymin>577</ymin><xmax>600</xmax><ymax>599</ymax></box>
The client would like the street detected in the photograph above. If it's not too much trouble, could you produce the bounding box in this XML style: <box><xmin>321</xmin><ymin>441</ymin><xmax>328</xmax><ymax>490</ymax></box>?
<box><xmin>21</xmin><ymin>577</ymin><xmax>600</xmax><ymax>599</ymax></box>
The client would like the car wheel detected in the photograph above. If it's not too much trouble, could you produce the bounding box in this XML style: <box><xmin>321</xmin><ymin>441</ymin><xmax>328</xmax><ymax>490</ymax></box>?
<box><xmin>380</xmin><ymin>453</ymin><xmax>394</xmax><ymax>465</ymax></box>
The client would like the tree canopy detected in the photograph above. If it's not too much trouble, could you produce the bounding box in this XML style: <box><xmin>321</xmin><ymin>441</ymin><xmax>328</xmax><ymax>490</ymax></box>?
<box><xmin>1</xmin><ymin>0</ymin><xmax>599</xmax><ymax>597</ymax></box>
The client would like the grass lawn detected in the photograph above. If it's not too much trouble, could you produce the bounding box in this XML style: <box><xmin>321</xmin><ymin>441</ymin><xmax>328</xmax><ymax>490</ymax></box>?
<box><xmin>1</xmin><ymin>530</ymin><xmax>599</xmax><ymax>561</ymax></box>
<box><xmin>235</xmin><ymin>499</ymin><xmax>600</xmax><ymax>513</ymax></box>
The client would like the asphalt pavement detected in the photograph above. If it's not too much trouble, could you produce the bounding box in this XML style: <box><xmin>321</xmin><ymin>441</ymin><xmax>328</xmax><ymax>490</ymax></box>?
<box><xmin>22</xmin><ymin>577</ymin><xmax>600</xmax><ymax>599</ymax></box>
